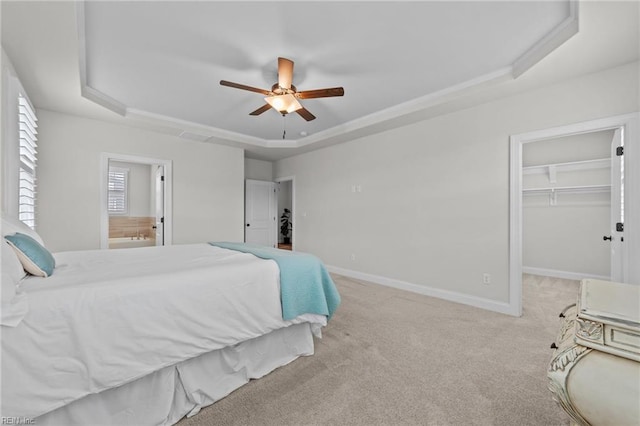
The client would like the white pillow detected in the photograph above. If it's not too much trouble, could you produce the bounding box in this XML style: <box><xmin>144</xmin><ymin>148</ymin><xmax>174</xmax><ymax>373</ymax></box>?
<box><xmin>2</xmin><ymin>240</ymin><xmax>26</xmax><ymax>283</ymax></box>
<box><xmin>1</xmin><ymin>214</ymin><xmax>45</xmax><ymax>246</ymax></box>
<box><xmin>1</xmin><ymin>240</ymin><xmax>29</xmax><ymax>327</ymax></box>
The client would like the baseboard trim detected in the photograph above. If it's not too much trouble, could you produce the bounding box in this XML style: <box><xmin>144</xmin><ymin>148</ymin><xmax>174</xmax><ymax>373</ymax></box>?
<box><xmin>326</xmin><ymin>265</ymin><xmax>518</xmax><ymax>317</ymax></box>
<box><xmin>522</xmin><ymin>266</ymin><xmax>609</xmax><ymax>281</ymax></box>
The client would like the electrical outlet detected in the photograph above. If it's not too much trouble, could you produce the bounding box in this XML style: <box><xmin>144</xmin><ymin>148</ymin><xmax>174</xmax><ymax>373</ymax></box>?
<box><xmin>482</xmin><ymin>273</ymin><xmax>491</xmax><ymax>285</ymax></box>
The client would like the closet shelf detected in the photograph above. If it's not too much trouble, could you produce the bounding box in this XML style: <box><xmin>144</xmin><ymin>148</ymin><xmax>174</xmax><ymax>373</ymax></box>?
<box><xmin>523</xmin><ymin>158</ymin><xmax>610</xmax><ymax>175</ymax></box>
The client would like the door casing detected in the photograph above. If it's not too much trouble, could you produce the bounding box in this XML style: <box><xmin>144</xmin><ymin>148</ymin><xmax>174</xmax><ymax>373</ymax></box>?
<box><xmin>154</xmin><ymin>165</ymin><xmax>165</xmax><ymax>246</ymax></box>
<box><xmin>610</xmin><ymin>128</ymin><xmax>624</xmax><ymax>282</ymax></box>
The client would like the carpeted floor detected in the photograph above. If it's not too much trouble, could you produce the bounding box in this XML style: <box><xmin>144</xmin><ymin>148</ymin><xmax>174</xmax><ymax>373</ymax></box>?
<box><xmin>179</xmin><ymin>273</ymin><xmax>579</xmax><ymax>425</ymax></box>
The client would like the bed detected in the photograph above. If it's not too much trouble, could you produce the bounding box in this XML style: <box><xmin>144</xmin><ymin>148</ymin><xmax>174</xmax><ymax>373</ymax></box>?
<box><xmin>1</xmin><ymin>216</ymin><xmax>340</xmax><ymax>425</ymax></box>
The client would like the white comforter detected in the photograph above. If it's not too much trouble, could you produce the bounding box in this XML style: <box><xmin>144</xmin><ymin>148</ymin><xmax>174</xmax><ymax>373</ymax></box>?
<box><xmin>1</xmin><ymin>244</ymin><xmax>326</xmax><ymax>418</ymax></box>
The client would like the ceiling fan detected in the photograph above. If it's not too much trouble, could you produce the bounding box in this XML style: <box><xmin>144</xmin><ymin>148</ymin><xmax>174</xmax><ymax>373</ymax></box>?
<box><xmin>220</xmin><ymin>57</ymin><xmax>344</xmax><ymax>121</ymax></box>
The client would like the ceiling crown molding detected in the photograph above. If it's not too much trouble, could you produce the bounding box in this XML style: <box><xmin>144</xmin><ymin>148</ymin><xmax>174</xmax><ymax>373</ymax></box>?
<box><xmin>76</xmin><ymin>1</ymin><xmax>127</xmax><ymax>116</ymax></box>
<box><xmin>512</xmin><ymin>0</ymin><xmax>579</xmax><ymax>77</ymax></box>
<box><xmin>125</xmin><ymin>108</ymin><xmax>267</xmax><ymax>147</ymax></box>
<box><xmin>75</xmin><ymin>0</ymin><xmax>579</xmax><ymax>151</ymax></box>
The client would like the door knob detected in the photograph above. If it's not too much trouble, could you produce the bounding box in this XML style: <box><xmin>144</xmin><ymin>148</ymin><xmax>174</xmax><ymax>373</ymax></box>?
<box><xmin>603</xmin><ymin>235</ymin><xmax>612</xmax><ymax>241</ymax></box>
<box><xmin>246</xmin><ymin>223</ymin><xmax>250</xmax><ymax>227</ymax></box>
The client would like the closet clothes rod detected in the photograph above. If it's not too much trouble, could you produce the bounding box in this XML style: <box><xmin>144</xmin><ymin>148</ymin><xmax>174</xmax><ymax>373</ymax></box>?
<box><xmin>523</xmin><ymin>184</ymin><xmax>611</xmax><ymax>195</ymax></box>
<box><xmin>523</xmin><ymin>185</ymin><xmax>611</xmax><ymax>206</ymax></box>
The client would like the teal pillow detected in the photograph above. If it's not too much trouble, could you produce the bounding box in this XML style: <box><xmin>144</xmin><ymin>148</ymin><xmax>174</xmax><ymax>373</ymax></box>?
<box><xmin>5</xmin><ymin>232</ymin><xmax>55</xmax><ymax>277</ymax></box>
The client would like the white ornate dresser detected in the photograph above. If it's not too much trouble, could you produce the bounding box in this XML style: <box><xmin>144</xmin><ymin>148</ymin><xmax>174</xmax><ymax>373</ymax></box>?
<box><xmin>548</xmin><ymin>279</ymin><xmax>640</xmax><ymax>426</ymax></box>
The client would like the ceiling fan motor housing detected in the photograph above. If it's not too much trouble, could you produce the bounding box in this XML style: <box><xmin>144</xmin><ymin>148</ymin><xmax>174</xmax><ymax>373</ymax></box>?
<box><xmin>271</xmin><ymin>83</ymin><xmax>298</xmax><ymax>96</ymax></box>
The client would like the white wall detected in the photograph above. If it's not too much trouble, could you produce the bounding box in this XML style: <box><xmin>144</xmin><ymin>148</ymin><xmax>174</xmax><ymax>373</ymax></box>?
<box><xmin>275</xmin><ymin>61</ymin><xmax>639</xmax><ymax>306</ymax></box>
<box><xmin>35</xmin><ymin>110</ymin><xmax>245</xmax><ymax>252</ymax></box>
<box><xmin>245</xmin><ymin>158</ymin><xmax>273</xmax><ymax>181</ymax></box>
<box><xmin>523</xmin><ymin>197</ymin><xmax>610</xmax><ymax>277</ymax></box>
<box><xmin>522</xmin><ymin>131</ymin><xmax>613</xmax><ymax>166</ymax></box>
<box><xmin>109</xmin><ymin>161</ymin><xmax>151</xmax><ymax>217</ymax></box>
<box><xmin>522</xmin><ymin>131</ymin><xmax>613</xmax><ymax>278</ymax></box>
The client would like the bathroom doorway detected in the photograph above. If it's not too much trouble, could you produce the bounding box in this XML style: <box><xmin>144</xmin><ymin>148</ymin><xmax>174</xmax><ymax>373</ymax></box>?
<box><xmin>100</xmin><ymin>153</ymin><xmax>172</xmax><ymax>249</ymax></box>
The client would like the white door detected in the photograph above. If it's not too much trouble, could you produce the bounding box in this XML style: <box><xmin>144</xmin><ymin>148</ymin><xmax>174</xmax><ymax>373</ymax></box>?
<box><xmin>245</xmin><ymin>180</ymin><xmax>277</xmax><ymax>247</ymax></box>
<box><xmin>155</xmin><ymin>166</ymin><xmax>164</xmax><ymax>246</ymax></box>
<box><xmin>609</xmin><ymin>129</ymin><xmax>624</xmax><ymax>281</ymax></box>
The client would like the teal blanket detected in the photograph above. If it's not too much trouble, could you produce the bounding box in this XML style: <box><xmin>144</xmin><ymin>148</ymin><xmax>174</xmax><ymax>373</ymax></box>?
<box><xmin>209</xmin><ymin>242</ymin><xmax>341</xmax><ymax>321</ymax></box>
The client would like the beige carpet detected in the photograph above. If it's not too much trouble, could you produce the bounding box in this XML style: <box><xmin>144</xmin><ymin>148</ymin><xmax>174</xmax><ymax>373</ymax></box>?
<box><xmin>179</xmin><ymin>273</ymin><xmax>579</xmax><ymax>425</ymax></box>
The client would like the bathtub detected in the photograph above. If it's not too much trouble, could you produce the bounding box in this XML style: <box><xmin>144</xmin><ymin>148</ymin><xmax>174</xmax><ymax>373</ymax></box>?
<box><xmin>108</xmin><ymin>237</ymin><xmax>156</xmax><ymax>249</ymax></box>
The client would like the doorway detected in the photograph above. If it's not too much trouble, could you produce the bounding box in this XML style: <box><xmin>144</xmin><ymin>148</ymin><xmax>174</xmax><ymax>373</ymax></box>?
<box><xmin>522</xmin><ymin>130</ymin><xmax>615</xmax><ymax>280</ymax></box>
<box><xmin>100</xmin><ymin>153</ymin><xmax>172</xmax><ymax>249</ymax></box>
<box><xmin>277</xmin><ymin>178</ymin><xmax>294</xmax><ymax>250</ymax></box>
<box><xmin>244</xmin><ymin>176</ymin><xmax>296</xmax><ymax>250</ymax></box>
<box><xmin>509</xmin><ymin>113</ymin><xmax>639</xmax><ymax>316</ymax></box>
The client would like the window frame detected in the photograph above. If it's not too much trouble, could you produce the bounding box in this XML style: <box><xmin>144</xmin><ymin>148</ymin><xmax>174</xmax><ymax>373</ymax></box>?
<box><xmin>2</xmin><ymin>50</ymin><xmax>39</xmax><ymax>230</ymax></box>
<box><xmin>17</xmin><ymin>93</ymin><xmax>38</xmax><ymax>229</ymax></box>
<box><xmin>107</xmin><ymin>166</ymin><xmax>129</xmax><ymax>216</ymax></box>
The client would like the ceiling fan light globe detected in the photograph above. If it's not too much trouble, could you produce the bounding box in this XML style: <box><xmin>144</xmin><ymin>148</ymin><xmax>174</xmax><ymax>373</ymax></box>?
<box><xmin>265</xmin><ymin>94</ymin><xmax>302</xmax><ymax>114</ymax></box>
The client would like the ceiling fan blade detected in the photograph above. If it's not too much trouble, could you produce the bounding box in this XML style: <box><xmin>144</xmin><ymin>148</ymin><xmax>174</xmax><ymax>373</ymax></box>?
<box><xmin>220</xmin><ymin>80</ymin><xmax>270</xmax><ymax>95</ymax></box>
<box><xmin>296</xmin><ymin>107</ymin><xmax>316</xmax><ymax>121</ymax></box>
<box><xmin>278</xmin><ymin>57</ymin><xmax>294</xmax><ymax>90</ymax></box>
<box><xmin>296</xmin><ymin>87</ymin><xmax>344</xmax><ymax>99</ymax></box>
<box><xmin>249</xmin><ymin>103</ymin><xmax>272</xmax><ymax>116</ymax></box>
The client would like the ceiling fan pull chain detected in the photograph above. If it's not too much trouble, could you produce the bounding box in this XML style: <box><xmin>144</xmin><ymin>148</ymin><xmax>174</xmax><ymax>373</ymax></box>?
<box><xmin>282</xmin><ymin>114</ymin><xmax>286</xmax><ymax>139</ymax></box>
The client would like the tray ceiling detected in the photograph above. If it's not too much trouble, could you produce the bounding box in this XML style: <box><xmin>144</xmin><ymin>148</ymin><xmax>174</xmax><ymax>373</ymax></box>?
<box><xmin>78</xmin><ymin>1</ymin><xmax>575</xmax><ymax>146</ymax></box>
<box><xmin>10</xmin><ymin>1</ymin><xmax>638</xmax><ymax>160</ymax></box>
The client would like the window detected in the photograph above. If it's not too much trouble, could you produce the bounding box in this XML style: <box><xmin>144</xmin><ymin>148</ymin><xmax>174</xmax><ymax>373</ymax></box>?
<box><xmin>108</xmin><ymin>167</ymin><xmax>128</xmax><ymax>215</ymax></box>
<box><xmin>18</xmin><ymin>94</ymin><xmax>38</xmax><ymax>229</ymax></box>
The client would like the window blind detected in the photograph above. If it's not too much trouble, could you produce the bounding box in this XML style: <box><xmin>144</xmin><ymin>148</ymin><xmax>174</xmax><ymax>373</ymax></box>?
<box><xmin>108</xmin><ymin>168</ymin><xmax>128</xmax><ymax>214</ymax></box>
<box><xmin>18</xmin><ymin>94</ymin><xmax>38</xmax><ymax>229</ymax></box>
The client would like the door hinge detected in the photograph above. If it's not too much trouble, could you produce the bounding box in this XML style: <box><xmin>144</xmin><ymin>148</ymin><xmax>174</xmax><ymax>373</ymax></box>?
<box><xmin>616</xmin><ymin>222</ymin><xmax>624</xmax><ymax>232</ymax></box>
<box><xmin>161</xmin><ymin>175</ymin><xmax>165</xmax><ymax>181</ymax></box>
<box><xmin>616</xmin><ymin>146</ymin><xmax>624</xmax><ymax>156</ymax></box>
<box><xmin>160</xmin><ymin>217</ymin><xmax>164</xmax><ymax>224</ymax></box>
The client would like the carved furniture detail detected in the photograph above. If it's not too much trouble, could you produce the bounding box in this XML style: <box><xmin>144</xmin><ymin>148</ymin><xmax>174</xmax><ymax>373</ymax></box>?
<box><xmin>547</xmin><ymin>279</ymin><xmax>640</xmax><ymax>426</ymax></box>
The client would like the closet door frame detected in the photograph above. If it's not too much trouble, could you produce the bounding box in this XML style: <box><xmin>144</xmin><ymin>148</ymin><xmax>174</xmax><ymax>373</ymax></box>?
<box><xmin>509</xmin><ymin>113</ymin><xmax>639</xmax><ymax>317</ymax></box>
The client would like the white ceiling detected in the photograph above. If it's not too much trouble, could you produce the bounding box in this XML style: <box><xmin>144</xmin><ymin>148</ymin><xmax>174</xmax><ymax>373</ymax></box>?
<box><xmin>1</xmin><ymin>1</ymin><xmax>639</xmax><ymax>161</ymax></box>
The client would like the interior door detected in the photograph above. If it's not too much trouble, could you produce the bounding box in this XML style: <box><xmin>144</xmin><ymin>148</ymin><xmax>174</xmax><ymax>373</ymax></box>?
<box><xmin>245</xmin><ymin>179</ymin><xmax>276</xmax><ymax>247</ymax></box>
<box><xmin>609</xmin><ymin>129</ymin><xmax>624</xmax><ymax>281</ymax></box>
<box><xmin>155</xmin><ymin>166</ymin><xmax>164</xmax><ymax>246</ymax></box>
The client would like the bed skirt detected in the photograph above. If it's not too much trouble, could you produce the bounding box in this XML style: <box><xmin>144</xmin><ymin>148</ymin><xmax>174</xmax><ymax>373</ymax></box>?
<box><xmin>33</xmin><ymin>323</ymin><xmax>316</xmax><ymax>425</ymax></box>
